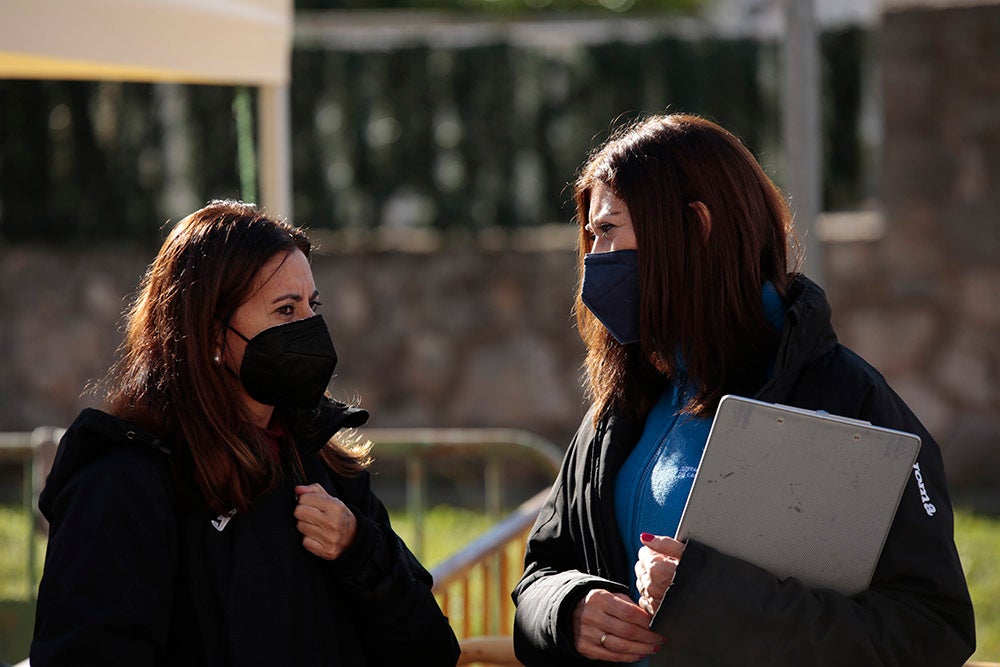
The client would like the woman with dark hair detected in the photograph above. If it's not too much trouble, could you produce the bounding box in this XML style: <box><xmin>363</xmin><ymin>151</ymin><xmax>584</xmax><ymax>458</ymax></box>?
<box><xmin>31</xmin><ymin>201</ymin><xmax>460</xmax><ymax>666</ymax></box>
<box><xmin>512</xmin><ymin>114</ymin><xmax>974</xmax><ymax>666</ymax></box>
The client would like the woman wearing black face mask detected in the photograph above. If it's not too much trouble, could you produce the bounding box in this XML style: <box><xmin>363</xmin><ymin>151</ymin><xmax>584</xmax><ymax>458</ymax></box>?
<box><xmin>512</xmin><ymin>115</ymin><xmax>974</xmax><ymax>666</ymax></box>
<box><xmin>31</xmin><ymin>201</ymin><xmax>461</xmax><ymax>667</ymax></box>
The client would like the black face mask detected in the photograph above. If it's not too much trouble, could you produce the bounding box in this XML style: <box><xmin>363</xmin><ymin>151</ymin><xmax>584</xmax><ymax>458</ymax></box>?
<box><xmin>227</xmin><ymin>315</ymin><xmax>338</xmax><ymax>410</ymax></box>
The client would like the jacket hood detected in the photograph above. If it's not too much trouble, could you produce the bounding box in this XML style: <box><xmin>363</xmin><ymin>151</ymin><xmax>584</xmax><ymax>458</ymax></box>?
<box><xmin>282</xmin><ymin>397</ymin><xmax>370</xmax><ymax>455</ymax></box>
<box><xmin>760</xmin><ymin>273</ymin><xmax>839</xmax><ymax>399</ymax></box>
<box><xmin>39</xmin><ymin>397</ymin><xmax>369</xmax><ymax>518</ymax></box>
<box><xmin>38</xmin><ymin>408</ymin><xmax>171</xmax><ymax>520</ymax></box>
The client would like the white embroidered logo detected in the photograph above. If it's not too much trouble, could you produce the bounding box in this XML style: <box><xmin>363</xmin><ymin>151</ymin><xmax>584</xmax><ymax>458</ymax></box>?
<box><xmin>211</xmin><ymin>508</ymin><xmax>238</xmax><ymax>531</ymax></box>
<box><xmin>912</xmin><ymin>463</ymin><xmax>936</xmax><ymax>516</ymax></box>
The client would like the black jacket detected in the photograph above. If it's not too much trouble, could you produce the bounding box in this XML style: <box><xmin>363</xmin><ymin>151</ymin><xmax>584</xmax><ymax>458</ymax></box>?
<box><xmin>31</xmin><ymin>399</ymin><xmax>461</xmax><ymax>667</ymax></box>
<box><xmin>512</xmin><ymin>276</ymin><xmax>975</xmax><ymax>667</ymax></box>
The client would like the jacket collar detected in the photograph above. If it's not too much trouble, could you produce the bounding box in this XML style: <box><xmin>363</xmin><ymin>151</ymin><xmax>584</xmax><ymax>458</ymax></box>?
<box><xmin>596</xmin><ymin>272</ymin><xmax>839</xmax><ymax>482</ymax></box>
<box><xmin>757</xmin><ymin>273</ymin><xmax>839</xmax><ymax>401</ymax></box>
<box><xmin>280</xmin><ymin>397</ymin><xmax>370</xmax><ymax>455</ymax></box>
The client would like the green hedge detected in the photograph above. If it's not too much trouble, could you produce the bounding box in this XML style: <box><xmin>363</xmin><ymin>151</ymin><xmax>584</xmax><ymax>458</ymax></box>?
<box><xmin>0</xmin><ymin>26</ymin><xmax>871</xmax><ymax>245</ymax></box>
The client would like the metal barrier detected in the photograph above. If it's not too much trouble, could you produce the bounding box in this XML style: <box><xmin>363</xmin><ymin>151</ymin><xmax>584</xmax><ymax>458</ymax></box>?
<box><xmin>430</xmin><ymin>488</ymin><xmax>548</xmax><ymax>641</ymax></box>
<box><xmin>1</xmin><ymin>425</ymin><xmax>561</xmax><ymax>661</ymax></box>
<box><xmin>1</xmin><ymin>425</ymin><xmax>560</xmax><ymax>596</ymax></box>
<box><xmin>361</xmin><ymin>427</ymin><xmax>562</xmax><ymax>641</ymax></box>
<box><xmin>6</xmin><ymin>426</ymin><xmax>999</xmax><ymax>666</ymax></box>
<box><xmin>362</xmin><ymin>428</ymin><xmax>562</xmax><ymax>560</ymax></box>
<box><xmin>0</xmin><ymin>427</ymin><xmax>63</xmax><ymax>600</ymax></box>
<box><xmin>0</xmin><ymin>428</ymin><xmax>62</xmax><ymax>664</ymax></box>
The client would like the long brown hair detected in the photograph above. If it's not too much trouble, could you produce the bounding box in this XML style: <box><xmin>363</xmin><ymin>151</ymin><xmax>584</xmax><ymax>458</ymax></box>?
<box><xmin>102</xmin><ymin>200</ymin><xmax>369</xmax><ymax>513</ymax></box>
<box><xmin>574</xmin><ymin>114</ymin><xmax>800</xmax><ymax>422</ymax></box>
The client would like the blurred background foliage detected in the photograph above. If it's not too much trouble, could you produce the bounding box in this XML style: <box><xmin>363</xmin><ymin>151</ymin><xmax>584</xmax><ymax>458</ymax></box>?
<box><xmin>0</xmin><ymin>13</ymin><xmax>872</xmax><ymax>246</ymax></box>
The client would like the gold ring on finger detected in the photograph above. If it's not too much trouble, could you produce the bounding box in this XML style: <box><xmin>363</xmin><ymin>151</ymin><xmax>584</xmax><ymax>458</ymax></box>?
<box><xmin>599</xmin><ymin>632</ymin><xmax>608</xmax><ymax>647</ymax></box>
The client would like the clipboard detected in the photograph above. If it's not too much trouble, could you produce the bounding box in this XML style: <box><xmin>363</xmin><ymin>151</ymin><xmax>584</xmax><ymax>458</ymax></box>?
<box><xmin>669</xmin><ymin>394</ymin><xmax>921</xmax><ymax>596</ymax></box>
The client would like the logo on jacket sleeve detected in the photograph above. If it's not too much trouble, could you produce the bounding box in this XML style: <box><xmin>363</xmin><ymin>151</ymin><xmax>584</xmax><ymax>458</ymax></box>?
<box><xmin>912</xmin><ymin>463</ymin><xmax>936</xmax><ymax>516</ymax></box>
<box><xmin>212</xmin><ymin>508</ymin><xmax>238</xmax><ymax>531</ymax></box>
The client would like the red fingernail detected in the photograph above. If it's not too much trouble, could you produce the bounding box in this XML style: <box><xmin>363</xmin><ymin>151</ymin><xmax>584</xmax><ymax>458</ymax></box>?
<box><xmin>640</xmin><ymin>532</ymin><xmax>654</xmax><ymax>542</ymax></box>
<box><xmin>652</xmin><ymin>644</ymin><xmax>660</xmax><ymax>653</ymax></box>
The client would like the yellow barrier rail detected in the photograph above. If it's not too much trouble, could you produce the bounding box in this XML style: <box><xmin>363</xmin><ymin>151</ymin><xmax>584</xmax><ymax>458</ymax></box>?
<box><xmin>362</xmin><ymin>427</ymin><xmax>561</xmax><ymax>665</ymax></box>
<box><xmin>429</xmin><ymin>489</ymin><xmax>547</xmax><ymax>640</ymax></box>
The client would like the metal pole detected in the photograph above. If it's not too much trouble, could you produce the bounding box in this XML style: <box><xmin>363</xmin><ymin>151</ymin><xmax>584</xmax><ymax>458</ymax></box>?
<box><xmin>485</xmin><ymin>455</ymin><xmax>503</xmax><ymax>634</ymax></box>
<box><xmin>23</xmin><ymin>453</ymin><xmax>34</xmax><ymax>599</ymax></box>
<box><xmin>257</xmin><ymin>84</ymin><xmax>293</xmax><ymax>219</ymax></box>
<box><xmin>233</xmin><ymin>87</ymin><xmax>258</xmax><ymax>204</ymax></box>
<box><xmin>783</xmin><ymin>0</ymin><xmax>824</xmax><ymax>285</ymax></box>
<box><xmin>406</xmin><ymin>454</ymin><xmax>426</xmax><ymax>560</ymax></box>
<box><xmin>485</xmin><ymin>455</ymin><xmax>502</xmax><ymax>522</ymax></box>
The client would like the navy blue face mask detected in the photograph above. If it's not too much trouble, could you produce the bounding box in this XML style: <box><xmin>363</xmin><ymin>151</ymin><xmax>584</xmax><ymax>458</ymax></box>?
<box><xmin>581</xmin><ymin>249</ymin><xmax>641</xmax><ymax>345</ymax></box>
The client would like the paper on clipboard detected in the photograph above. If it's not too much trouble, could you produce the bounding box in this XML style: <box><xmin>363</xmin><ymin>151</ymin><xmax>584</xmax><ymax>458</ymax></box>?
<box><xmin>670</xmin><ymin>395</ymin><xmax>921</xmax><ymax>596</ymax></box>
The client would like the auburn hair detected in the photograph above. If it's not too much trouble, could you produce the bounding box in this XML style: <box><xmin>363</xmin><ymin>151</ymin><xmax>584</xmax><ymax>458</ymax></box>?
<box><xmin>574</xmin><ymin>114</ymin><xmax>800</xmax><ymax>422</ymax></box>
<box><xmin>102</xmin><ymin>200</ymin><xmax>369</xmax><ymax>513</ymax></box>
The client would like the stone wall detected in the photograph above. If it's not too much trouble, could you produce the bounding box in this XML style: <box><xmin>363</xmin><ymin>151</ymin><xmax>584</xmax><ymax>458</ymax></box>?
<box><xmin>0</xmin><ymin>240</ymin><xmax>589</xmax><ymax>447</ymax></box>
<box><xmin>2</xmin><ymin>217</ymin><xmax>996</xmax><ymax>507</ymax></box>
<box><xmin>826</xmin><ymin>2</ymin><xmax>1000</xmax><ymax>504</ymax></box>
<box><xmin>0</xmin><ymin>239</ymin><xmax>590</xmax><ymax>507</ymax></box>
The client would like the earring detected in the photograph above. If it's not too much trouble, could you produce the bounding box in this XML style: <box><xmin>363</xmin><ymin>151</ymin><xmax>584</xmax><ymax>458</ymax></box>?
<box><xmin>212</xmin><ymin>351</ymin><xmax>222</xmax><ymax>365</ymax></box>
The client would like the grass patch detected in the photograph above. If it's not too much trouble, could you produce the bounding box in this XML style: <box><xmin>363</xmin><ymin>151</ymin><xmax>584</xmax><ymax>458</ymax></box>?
<box><xmin>389</xmin><ymin>505</ymin><xmax>518</xmax><ymax>637</ymax></box>
<box><xmin>955</xmin><ymin>509</ymin><xmax>1000</xmax><ymax>663</ymax></box>
<box><xmin>388</xmin><ymin>504</ymin><xmax>495</xmax><ymax>568</ymax></box>
<box><xmin>0</xmin><ymin>505</ymin><xmax>45</xmax><ymax>601</ymax></box>
<box><xmin>0</xmin><ymin>506</ymin><xmax>46</xmax><ymax>663</ymax></box>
